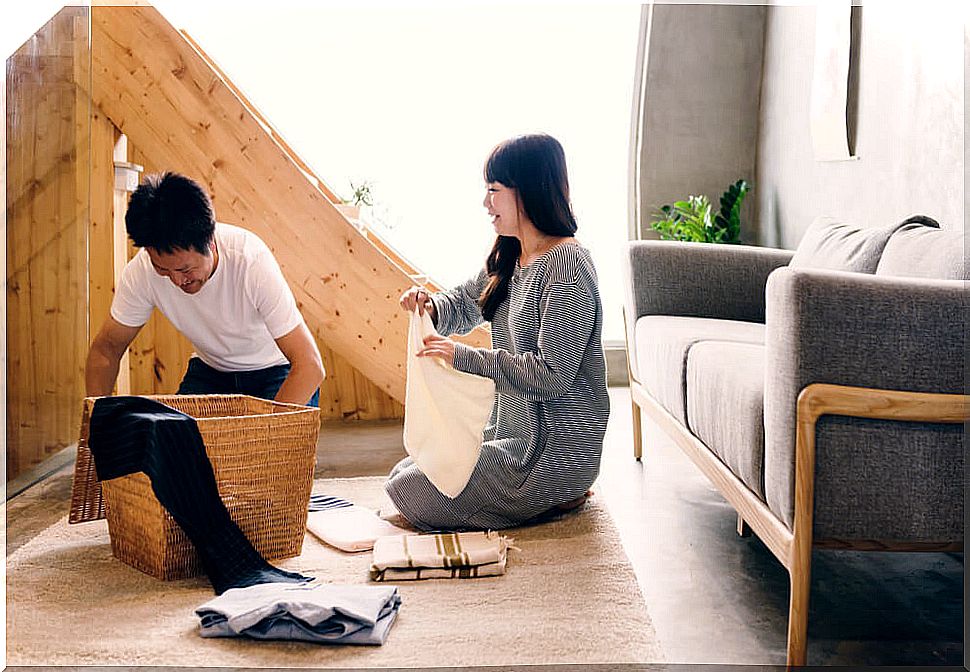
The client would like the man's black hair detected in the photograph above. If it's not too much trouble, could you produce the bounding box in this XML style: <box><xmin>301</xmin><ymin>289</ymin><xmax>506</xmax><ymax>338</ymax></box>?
<box><xmin>125</xmin><ymin>172</ymin><xmax>216</xmax><ymax>253</ymax></box>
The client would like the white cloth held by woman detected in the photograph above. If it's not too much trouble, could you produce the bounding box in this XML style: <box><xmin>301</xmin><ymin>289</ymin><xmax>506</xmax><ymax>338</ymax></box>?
<box><xmin>403</xmin><ymin>307</ymin><xmax>494</xmax><ymax>498</ymax></box>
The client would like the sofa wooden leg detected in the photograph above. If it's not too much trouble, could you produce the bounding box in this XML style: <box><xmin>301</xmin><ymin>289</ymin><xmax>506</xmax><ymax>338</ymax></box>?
<box><xmin>786</xmin><ymin>548</ymin><xmax>811</xmax><ymax>667</ymax></box>
<box><xmin>788</xmin><ymin>385</ymin><xmax>820</xmax><ymax>668</ymax></box>
<box><xmin>632</xmin><ymin>398</ymin><xmax>643</xmax><ymax>461</ymax></box>
<box><xmin>736</xmin><ymin>513</ymin><xmax>750</xmax><ymax>537</ymax></box>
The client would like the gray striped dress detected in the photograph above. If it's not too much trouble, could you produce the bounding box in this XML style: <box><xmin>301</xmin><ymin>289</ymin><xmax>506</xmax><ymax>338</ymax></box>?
<box><xmin>384</xmin><ymin>242</ymin><xmax>610</xmax><ymax>530</ymax></box>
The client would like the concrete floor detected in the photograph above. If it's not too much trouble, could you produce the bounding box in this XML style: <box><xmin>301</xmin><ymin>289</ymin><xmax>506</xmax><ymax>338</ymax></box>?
<box><xmin>5</xmin><ymin>387</ymin><xmax>964</xmax><ymax>667</ymax></box>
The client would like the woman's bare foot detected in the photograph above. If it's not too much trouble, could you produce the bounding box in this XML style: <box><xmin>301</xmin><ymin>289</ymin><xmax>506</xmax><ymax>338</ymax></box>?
<box><xmin>378</xmin><ymin>510</ymin><xmax>419</xmax><ymax>531</ymax></box>
<box><xmin>554</xmin><ymin>489</ymin><xmax>593</xmax><ymax>512</ymax></box>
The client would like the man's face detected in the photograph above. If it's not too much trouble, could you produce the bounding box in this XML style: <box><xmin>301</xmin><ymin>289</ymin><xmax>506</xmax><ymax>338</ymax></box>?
<box><xmin>146</xmin><ymin>243</ymin><xmax>216</xmax><ymax>294</ymax></box>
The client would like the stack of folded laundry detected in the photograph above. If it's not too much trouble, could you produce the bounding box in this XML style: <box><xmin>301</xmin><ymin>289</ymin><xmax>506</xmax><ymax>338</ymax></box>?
<box><xmin>370</xmin><ymin>530</ymin><xmax>512</xmax><ymax>581</ymax></box>
<box><xmin>195</xmin><ymin>582</ymin><xmax>402</xmax><ymax>645</ymax></box>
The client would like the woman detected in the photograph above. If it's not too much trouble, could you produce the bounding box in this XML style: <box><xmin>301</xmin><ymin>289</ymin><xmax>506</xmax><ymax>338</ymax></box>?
<box><xmin>385</xmin><ymin>133</ymin><xmax>610</xmax><ymax>530</ymax></box>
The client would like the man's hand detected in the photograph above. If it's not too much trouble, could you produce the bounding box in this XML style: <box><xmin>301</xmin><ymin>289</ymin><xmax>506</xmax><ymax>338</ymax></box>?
<box><xmin>85</xmin><ymin>317</ymin><xmax>142</xmax><ymax>397</ymax></box>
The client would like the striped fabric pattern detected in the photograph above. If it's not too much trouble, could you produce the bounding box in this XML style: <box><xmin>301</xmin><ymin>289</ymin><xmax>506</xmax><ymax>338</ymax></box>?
<box><xmin>385</xmin><ymin>242</ymin><xmax>610</xmax><ymax>530</ymax></box>
<box><xmin>308</xmin><ymin>494</ymin><xmax>354</xmax><ymax>511</ymax></box>
<box><xmin>369</xmin><ymin>531</ymin><xmax>511</xmax><ymax>581</ymax></box>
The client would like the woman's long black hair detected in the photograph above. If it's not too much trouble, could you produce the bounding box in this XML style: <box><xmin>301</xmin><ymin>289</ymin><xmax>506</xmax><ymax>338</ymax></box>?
<box><xmin>478</xmin><ymin>134</ymin><xmax>578</xmax><ymax>321</ymax></box>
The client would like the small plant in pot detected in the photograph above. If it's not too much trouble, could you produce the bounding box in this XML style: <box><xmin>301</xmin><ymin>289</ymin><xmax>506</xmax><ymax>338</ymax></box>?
<box><xmin>335</xmin><ymin>180</ymin><xmax>374</xmax><ymax>223</ymax></box>
<box><xmin>650</xmin><ymin>179</ymin><xmax>750</xmax><ymax>243</ymax></box>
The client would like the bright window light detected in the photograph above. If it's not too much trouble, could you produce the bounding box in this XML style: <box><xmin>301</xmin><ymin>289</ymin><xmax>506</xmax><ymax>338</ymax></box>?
<box><xmin>6</xmin><ymin>2</ymin><xmax>640</xmax><ymax>343</ymax></box>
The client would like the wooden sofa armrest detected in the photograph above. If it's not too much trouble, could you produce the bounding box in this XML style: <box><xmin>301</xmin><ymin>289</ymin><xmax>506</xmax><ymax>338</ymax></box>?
<box><xmin>787</xmin><ymin>383</ymin><xmax>968</xmax><ymax>665</ymax></box>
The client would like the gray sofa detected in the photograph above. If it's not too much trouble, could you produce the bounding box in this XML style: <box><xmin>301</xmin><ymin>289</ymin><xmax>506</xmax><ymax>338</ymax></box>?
<box><xmin>622</xmin><ymin>216</ymin><xmax>967</xmax><ymax>666</ymax></box>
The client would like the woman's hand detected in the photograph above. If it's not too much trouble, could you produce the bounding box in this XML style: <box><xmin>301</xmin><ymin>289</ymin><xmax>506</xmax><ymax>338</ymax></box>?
<box><xmin>399</xmin><ymin>286</ymin><xmax>437</xmax><ymax>320</ymax></box>
<box><xmin>417</xmin><ymin>333</ymin><xmax>456</xmax><ymax>364</ymax></box>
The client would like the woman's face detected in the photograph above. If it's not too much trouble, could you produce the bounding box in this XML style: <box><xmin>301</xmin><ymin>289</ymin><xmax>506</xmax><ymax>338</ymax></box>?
<box><xmin>483</xmin><ymin>182</ymin><xmax>524</xmax><ymax>237</ymax></box>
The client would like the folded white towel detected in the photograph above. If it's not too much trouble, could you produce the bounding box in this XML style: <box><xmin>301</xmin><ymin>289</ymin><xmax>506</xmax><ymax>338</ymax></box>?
<box><xmin>306</xmin><ymin>505</ymin><xmax>410</xmax><ymax>552</ymax></box>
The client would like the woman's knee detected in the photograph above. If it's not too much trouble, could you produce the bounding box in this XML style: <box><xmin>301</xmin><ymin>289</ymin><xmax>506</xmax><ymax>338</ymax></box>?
<box><xmin>387</xmin><ymin>456</ymin><xmax>414</xmax><ymax>480</ymax></box>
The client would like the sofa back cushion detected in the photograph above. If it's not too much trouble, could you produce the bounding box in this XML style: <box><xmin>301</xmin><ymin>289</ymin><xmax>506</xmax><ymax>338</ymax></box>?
<box><xmin>876</xmin><ymin>221</ymin><xmax>968</xmax><ymax>280</ymax></box>
<box><xmin>789</xmin><ymin>216</ymin><xmax>895</xmax><ymax>273</ymax></box>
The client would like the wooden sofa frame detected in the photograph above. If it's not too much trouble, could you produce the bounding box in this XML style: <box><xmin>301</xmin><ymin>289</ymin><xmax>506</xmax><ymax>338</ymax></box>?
<box><xmin>628</xmin><ymin>368</ymin><xmax>967</xmax><ymax>666</ymax></box>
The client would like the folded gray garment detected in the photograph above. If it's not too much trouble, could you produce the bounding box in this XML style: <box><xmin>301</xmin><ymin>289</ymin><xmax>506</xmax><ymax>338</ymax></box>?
<box><xmin>195</xmin><ymin>582</ymin><xmax>402</xmax><ymax>645</ymax></box>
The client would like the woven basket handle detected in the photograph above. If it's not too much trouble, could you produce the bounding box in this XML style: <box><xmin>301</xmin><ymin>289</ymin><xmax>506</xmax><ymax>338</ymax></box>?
<box><xmin>68</xmin><ymin>399</ymin><xmax>106</xmax><ymax>523</ymax></box>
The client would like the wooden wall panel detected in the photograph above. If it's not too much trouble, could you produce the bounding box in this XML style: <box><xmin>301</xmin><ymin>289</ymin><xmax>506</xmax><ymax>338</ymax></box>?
<box><xmin>5</xmin><ymin>7</ymin><xmax>91</xmax><ymax>480</ymax></box>
<box><xmin>312</xmin><ymin>330</ymin><xmax>404</xmax><ymax>421</ymax></box>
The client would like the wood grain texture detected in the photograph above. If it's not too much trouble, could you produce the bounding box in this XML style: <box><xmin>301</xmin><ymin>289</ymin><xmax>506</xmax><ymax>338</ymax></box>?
<box><xmin>5</xmin><ymin>8</ymin><xmax>90</xmax><ymax>480</ymax></box>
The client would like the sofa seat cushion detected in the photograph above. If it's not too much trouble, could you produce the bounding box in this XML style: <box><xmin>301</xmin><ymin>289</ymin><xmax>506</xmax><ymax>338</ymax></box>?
<box><xmin>633</xmin><ymin>315</ymin><xmax>765</xmax><ymax>425</ymax></box>
<box><xmin>686</xmin><ymin>341</ymin><xmax>766</xmax><ymax>500</ymax></box>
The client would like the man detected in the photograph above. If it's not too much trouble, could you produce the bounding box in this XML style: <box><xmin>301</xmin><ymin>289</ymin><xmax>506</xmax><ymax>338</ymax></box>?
<box><xmin>86</xmin><ymin>172</ymin><xmax>324</xmax><ymax>406</ymax></box>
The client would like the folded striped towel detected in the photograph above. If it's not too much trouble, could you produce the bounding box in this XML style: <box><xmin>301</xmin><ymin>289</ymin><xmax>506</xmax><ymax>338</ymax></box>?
<box><xmin>369</xmin><ymin>531</ymin><xmax>512</xmax><ymax>581</ymax></box>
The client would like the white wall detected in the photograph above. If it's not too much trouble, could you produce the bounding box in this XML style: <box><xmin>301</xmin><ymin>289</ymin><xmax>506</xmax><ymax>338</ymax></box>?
<box><xmin>755</xmin><ymin>4</ymin><xmax>965</xmax><ymax>248</ymax></box>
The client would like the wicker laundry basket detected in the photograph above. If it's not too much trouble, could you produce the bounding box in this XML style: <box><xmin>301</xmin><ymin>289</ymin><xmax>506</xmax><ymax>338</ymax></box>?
<box><xmin>69</xmin><ymin>394</ymin><xmax>320</xmax><ymax>580</ymax></box>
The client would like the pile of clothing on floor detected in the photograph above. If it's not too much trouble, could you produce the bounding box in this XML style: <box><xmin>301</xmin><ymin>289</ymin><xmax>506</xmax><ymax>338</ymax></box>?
<box><xmin>86</xmin><ymin>396</ymin><xmax>514</xmax><ymax>648</ymax></box>
<box><xmin>195</xmin><ymin>582</ymin><xmax>401</xmax><ymax>645</ymax></box>
<box><xmin>86</xmin><ymin>397</ymin><xmax>404</xmax><ymax>646</ymax></box>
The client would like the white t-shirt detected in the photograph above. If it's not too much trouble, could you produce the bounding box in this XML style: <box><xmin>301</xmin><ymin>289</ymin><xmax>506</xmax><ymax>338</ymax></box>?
<box><xmin>111</xmin><ymin>223</ymin><xmax>304</xmax><ymax>372</ymax></box>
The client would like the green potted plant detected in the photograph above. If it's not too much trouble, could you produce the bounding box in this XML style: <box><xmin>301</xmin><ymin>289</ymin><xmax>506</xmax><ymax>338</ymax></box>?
<box><xmin>650</xmin><ymin>179</ymin><xmax>750</xmax><ymax>244</ymax></box>
<box><xmin>335</xmin><ymin>180</ymin><xmax>374</xmax><ymax>223</ymax></box>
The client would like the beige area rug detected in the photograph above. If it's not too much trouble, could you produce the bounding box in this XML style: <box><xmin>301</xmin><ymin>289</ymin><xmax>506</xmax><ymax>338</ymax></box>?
<box><xmin>7</xmin><ymin>476</ymin><xmax>661</xmax><ymax>667</ymax></box>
